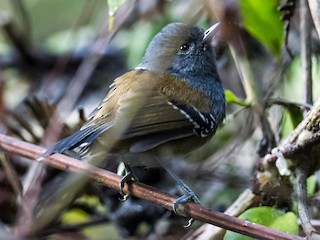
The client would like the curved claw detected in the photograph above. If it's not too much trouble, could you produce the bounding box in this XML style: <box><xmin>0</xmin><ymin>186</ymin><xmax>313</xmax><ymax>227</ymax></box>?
<box><xmin>172</xmin><ymin>193</ymin><xmax>201</xmax><ymax>214</ymax></box>
<box><xmin>118</xmin><ymin>165</ymin><xmax>138</xmax><ymax>202</ymax></box>
<box><xmin>118</xmin><ymin>179</ymin><xmax>131</xmax><ymax>202</ymax></box>
<box><xmin>172</xmin><ymin>193</ymin><xmax>201</xmax><ymax>227</ymax></box>
<box><xmin>173</xmin><ymin>202</ymin><xmax>179</xmax><ymax>215</ymax></box>
<box><xmin>184</xmin><ymin>218</ymin><xmax>194</xmax><ymax>228</ymax></box>
<box><xmin>118</xmin><ymin>192</ymin><xmax>129</xmax><ymax>202</ymax></box>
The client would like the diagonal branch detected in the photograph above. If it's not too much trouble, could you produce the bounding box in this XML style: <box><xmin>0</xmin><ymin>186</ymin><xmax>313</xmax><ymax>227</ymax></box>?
<box><xmin>261</xmin><ymin>97</ymin><xmax>320</xmax><ymax>165</ymax></box>
<box><xmin>0</xmin><ymin>134</ymin><xmax>304</xmax><ymax>240</ymax></box>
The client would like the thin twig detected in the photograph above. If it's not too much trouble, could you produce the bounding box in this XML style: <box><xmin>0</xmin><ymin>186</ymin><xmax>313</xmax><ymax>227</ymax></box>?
<box><xmin>262</xmin><ymin>129</ymin><xmax>320</xmax><ymax>165</ymax></box>
<box><xmin>229</xmin><ymin>37</ymin><xmax>276</xmax><ymax>156</ymax></box>
<box><xmin>308</xmin><ymin>0</ymin><xmax>320</xmax><ymax>39</ymax></box>
<box><xmin>266</xmin><ymin>97</ymin><xmax>312</xmax><ymax>110</ymax></box>
<box><xmin>42</xmin><ymin>0</ymin><xmax>100</xmax><ymax>82</ymax></box>
<box><xmin>295</xmin><ymin>167</ymin><xmax>319</xmax><ymax>238</ymax></box>
<box><xmin>281</xmin><ymin>97</ymin><xmax>320</xmax><ymax>148</ymax></box>
<box><xmin>300</xmin><ymin>0</ymin><xmax>313</xmax><ymax>110</ymax></box>
<box><xmin>0</xmin><ymin>152</ymin><xmax>22</xmax><ymax>197</ymax></box>
<box><xmin>0</xmin><ymin>134</ymin><xmax>305</xmax><ymax>240</ymax></box>
<box><xmin>0</xmin><ymin>14</ymin><xmax>34</xmax><ymax>64</ymax></box>
<box><xmin>10</xmin><ymin>0</ymin><xmax>31</xmax><ymax>44</ymax></box>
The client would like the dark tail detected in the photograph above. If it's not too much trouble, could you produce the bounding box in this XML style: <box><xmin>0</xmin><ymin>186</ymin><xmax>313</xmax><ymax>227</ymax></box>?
<box><xmin>41</xmin><ymin>125</ymin><xmax>108</xmax><ymax>157</ymax></box>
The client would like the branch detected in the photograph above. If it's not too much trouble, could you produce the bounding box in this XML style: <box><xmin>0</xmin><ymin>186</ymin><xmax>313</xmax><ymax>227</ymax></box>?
<box><xmin>228</xmin><ymin>28</ymin><xmax>276</xmax><ymax>157</ymax></box>
<box><xmin>0</xmin><ymin>134</ymin><xmax>304</xmax><ymax>240</ymax></box>
<box><xmin>296</xmin><ymin>167</ymin><xmax>319</xmax><ymax>239</ymax></box>
<box><xmin>254</xmin><ymin>98</ymin><xmax>320</xmax><ymax>237</ymax></box>
<box><xmin>261</xmin><ymin>98</ymin><xmax>320</xmax><ymax>165</ymax></box>
<box><xmin>193</xmin><ymin>97</ymin><xmax>320</xmax><ymax>239</ymax></box>
<box><xmin>190</xmin><ymin>188</ymin><xmax>259</xmax><ymax>240</ymax></box>
<box><xmin>10</xmin><ymin>0</ymin><xmax>31</xmax><ymax>44</ymax></box>
<box><xmin>300</xmin><ymin>0</ymin><xmax>313</xmax><ymax>109</ymax></box>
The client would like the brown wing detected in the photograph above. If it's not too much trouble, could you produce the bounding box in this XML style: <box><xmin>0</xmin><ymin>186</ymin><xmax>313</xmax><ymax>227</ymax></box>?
<box><xmin>85</xmin><ymin>69</ymin><xmax>208</xmax><ymax>152</ymax></box>
<box><xmin>117</xmin><ymin>91</ymin><xmax>197</xmax><ymax>152</ymax></box>
<box><xmin>50</xmin><ymin>70</ymin><xmax>208</xmax><ymax>155</ymax></box>
<box><xmin>51</xmin><ymin>69</ymin><xmax>211</xmax><ymax>154</ymax></box>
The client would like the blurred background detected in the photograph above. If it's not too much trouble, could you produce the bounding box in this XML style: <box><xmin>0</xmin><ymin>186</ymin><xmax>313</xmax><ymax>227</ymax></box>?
<box><xmin>0</xmin><ymin>0</ymin><xmax>320</xmax><ymax>239</ymax></box>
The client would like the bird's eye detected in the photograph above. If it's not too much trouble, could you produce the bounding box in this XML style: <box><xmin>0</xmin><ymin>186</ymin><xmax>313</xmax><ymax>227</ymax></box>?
<box><xmin>180</xmin><ymin>43</ymin><xmax>190</xmax><ymax>51</ymax></box>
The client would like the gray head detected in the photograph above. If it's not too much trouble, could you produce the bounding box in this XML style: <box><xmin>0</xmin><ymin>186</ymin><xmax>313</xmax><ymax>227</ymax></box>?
<box><xmin>137</xmin><ymin>23</ymin><xmax>219</xmax><ymax>79</ymax></box>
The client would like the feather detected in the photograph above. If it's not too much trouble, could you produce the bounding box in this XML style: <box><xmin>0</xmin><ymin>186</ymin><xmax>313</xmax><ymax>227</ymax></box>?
<box><xmin>49</xmin><ymin>69</ymin><xmax>214</xmax><ymax>156</ymax></box>
<box><xmin>49</xmin><ymin>125</ymin><xmax>108</xmax><ymax>154</ymax></box>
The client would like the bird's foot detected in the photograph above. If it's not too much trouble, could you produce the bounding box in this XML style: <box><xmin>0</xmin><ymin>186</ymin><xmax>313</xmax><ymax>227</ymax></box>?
<box><xmin>118</xmin><ymin>166</ymin><xmax>138</xmax><ymax>201</ymax></box>
<box><xmin>153</xmin><ymin>157</ymin><xmax>201</xmax><ymax>227</ymax></box>
<box><xmin>173</xmin><ymin>191</ymin><xmax>201</xmax><ymax>228</ymax></box>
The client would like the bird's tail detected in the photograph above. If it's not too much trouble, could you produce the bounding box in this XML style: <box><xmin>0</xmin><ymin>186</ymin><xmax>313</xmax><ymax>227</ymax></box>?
<box><xmin>37</xmin><ymin>125</ymin><xmax>107</xmax><ymax>161</ymax></box>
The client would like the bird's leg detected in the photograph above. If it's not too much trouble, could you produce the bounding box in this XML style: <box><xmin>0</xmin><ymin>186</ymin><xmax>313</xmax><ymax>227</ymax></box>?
<box><xmin>165</xmin><ymin>165</ymin><xmax>201</xmax><ymax>209</ymax></box>
<box><xmin>155</xmin><ymin>158</ymin><xmax>201</xmax><ymax>227</ymax></box>
<box><xmin>118</xmin><ymin>163</ymin><xmax>138</xmax><ymax>201</ymax></box>
<box><xmin>170</xmin><ymin>174</ymin><xmax>200</xmax><ymax>228</ymax></box>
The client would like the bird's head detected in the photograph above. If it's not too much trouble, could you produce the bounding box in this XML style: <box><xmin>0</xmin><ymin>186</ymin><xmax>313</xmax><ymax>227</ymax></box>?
<box><xmin>137</xmin><ymin>22</ymin><xmax>220</xmax><ymax>79</ymax></box>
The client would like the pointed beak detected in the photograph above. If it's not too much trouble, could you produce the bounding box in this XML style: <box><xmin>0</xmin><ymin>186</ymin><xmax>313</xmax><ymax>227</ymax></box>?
<box><xmin>202</xmin><ymin>22</ymin><xmax>220</xmax><ymax>44</ymax></box>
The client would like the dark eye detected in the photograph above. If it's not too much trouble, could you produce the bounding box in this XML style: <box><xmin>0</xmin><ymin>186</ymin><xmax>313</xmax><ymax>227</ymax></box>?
<box><xmin>180</xmin><ymin>43</ymin><xmax>190</xmax><ymax>51</ymax></box>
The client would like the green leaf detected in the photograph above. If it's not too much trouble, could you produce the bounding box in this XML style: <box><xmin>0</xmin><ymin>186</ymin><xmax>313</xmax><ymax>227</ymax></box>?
<box><xmin>61</xmin><ymin>209</ymin><xmax>89</xmax><ymax>224</ymax></box>
<box><xmin>239</xmin><ymin>0</ymin><xmax>284</xmax><ymax>56</ymax></box>
<box><xmin>307</xmin><ymin>175</ymin><xmax>316</xmax><ymax>197</ymax></box>
<box><xmin>270</xmin><ymin>212</ymin><xmax>299</xmax><ymax>235</ymax></box>
<box><xmin>224</xmin><ymin>207</ymin><xmax>298</xmax><ymax>240</ymax></box>
<box><xmin>225</xmin><ymin>89</ymin><xmax>251</xmax><ymax>107</ymax></box>
<box><xmin>280</xmin><ymin>104</ymin><xmax>303</xmax><ymax>138</ymax></box>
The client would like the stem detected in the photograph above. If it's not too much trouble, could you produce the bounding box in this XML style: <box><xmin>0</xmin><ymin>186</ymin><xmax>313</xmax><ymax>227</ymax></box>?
<box><xmin>300</xmin><ymin>0</ymin><xmax>313</xmax><ymax>110</ymax></box>
<box><xmin>296</xmin><ymin>167</ymin><xmax>319</xmax><ymax>238</ymax></box>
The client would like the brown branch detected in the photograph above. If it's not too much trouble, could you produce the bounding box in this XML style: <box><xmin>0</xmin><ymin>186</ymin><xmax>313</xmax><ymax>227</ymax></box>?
<box><xmin>0</xmin><ymin>134</ymin><xmax>305</xmax><ymax>240</ymax></box>
<box><xmin>255</xmin><ymin>100</ymin><xmax>320</xmax><ymax>188</ymax></box>
<box><xmin>190</xmin><ymin>189</ymin><xmax>259</xmax><ymax>240</ymax></box>
<box><xmin>253</xmin><ymin>97</ymin><xmax>320</xmax><ymax>238</ymax></box>
<box><xmin>261</xmin><ymin>98</ymin><xmax>320</xmax><ymax>166</ymax></box>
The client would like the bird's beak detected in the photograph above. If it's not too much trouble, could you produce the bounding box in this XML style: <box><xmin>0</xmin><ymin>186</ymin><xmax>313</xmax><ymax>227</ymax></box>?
<box><xmin>202</xmin><ymin>22</ymin><xmax>220</xmax><ymax>44</ymax></box>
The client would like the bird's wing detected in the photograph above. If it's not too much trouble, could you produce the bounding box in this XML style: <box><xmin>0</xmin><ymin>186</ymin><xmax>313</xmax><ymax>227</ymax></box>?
<box><xmin>118</xmin><ymin>91</ymin><xmax>197</xmax><ymax>151</ymax></box>
<box><xmin>120</xmin><ymin>93</ymin><xmax>218</xmax><ymax>152</ymax></box>
<box><xmin>99</xmin><ymin>69</ymin><xmax>216</xmax><ymax>153</ymax></box>
<box><xmin>50</xmin><ymin>69</ymin><xmax>216</xmax><ymax>154</ymax></box>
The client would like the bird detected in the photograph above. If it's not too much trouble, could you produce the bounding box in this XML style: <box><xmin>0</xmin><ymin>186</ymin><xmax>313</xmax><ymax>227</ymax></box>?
<box><xmin>44</xmin><ymin>22</ymin><xmax>226</xmax><ymax>222</ymax></box>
